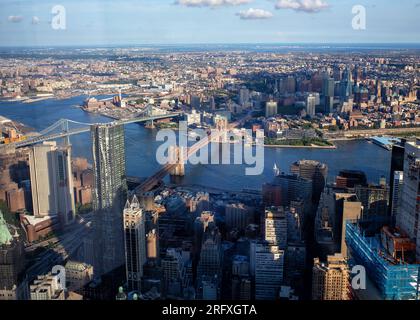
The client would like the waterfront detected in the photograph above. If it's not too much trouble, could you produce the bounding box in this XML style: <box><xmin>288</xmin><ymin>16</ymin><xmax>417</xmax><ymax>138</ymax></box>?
<box><xmin>0</xmin><ymin>96</ymin><xmax>391</xmax><ymax>191</ymax></box>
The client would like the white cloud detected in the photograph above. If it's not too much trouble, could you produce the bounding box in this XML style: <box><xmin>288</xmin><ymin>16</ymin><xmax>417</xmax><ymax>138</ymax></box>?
<box><xmin>275</xmin><ymin>0</ymin><xmax>329</xmax><ymax>13</ymax></box>
<box><xmin>8</xmin><ymin>15</ymin><xmax>23</xmax><ymax>23</ymax></box>
<box><xmin>175</xmin><ymin>0</ymin><xmax>251</xmax><ymax>7</ymax></box>
<box><xmin>237</xmin><ymin>8</ymin><xmax>273</xmax><ymax>19</ymax></box>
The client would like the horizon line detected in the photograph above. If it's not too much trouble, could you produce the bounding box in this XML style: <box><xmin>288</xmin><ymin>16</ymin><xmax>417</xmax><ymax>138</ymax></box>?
<box><xmin>1</xmin><ymin>42</ymin><xmax>420</xmax><ymax>49</ymax></box>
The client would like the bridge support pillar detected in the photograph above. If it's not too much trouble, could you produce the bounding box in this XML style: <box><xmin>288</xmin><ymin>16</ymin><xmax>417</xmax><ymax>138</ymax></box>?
<box><xmin>61</xmin><ymin>120</ymin><xmax>70</xmax><ymax>146</ymax></box>
<box><xmin>145</xmin><ymin>120</ymin><xmax>155</xmax><ymax>129</ymax></box>
<box><xmin>169</xmin><ymin>146</ymin><xmax>185</xmax><ymax>177</ymax></box>
<box><xmin>215</xmin><ymin>118</ymin><xmax>229</xmax><ymax>143</ymax></box>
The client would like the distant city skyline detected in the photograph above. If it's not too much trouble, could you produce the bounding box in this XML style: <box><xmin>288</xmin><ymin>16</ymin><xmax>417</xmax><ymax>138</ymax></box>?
<box><xmin>0</xmin><ymin>0</ymin><xmax>419</xmax><ymax>46</ymax></box>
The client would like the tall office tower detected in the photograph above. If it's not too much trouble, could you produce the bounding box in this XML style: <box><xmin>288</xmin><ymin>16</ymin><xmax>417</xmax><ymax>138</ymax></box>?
<box><xmin>263</xmin><ymin>174</ymin><xmax>312</xmax><ymax>212</ymax></box>
<box><xmin>335</xmin><ymin>170</ymin><xmax>367</xmax><ymax>189</ymax></box>
<box><xmin>123</xmin><ymin>196</ymin><xmax>146</xmax><ymax>292</ymax></box>
<box><xmin>396</xmin><ymin>140</ymin><xmax>420</xmax><ymax>260</ymax></box>
<box><xmin>391</xmin><ymin>171</ymin><xmax>404</xmax><ymax>223</ymax></box>
<box><xmin>375</xmin><ymin>79</ymin><xmax>382</xmax><ymax>98</ymax></box>
<box><xmin>314</xmin><ymin>188</ymin><xmax>362</xmax><ymax>258</ymax></box>
<box><xmin>354</xmin><ymin>182</ymin><xmax>389</xmax><ymax>218</ymax></box>
<box><xmin>231</xmin><ymin>277</ymin><xmax>252</xmax><ymax>300</ymax></box>
<box><xmin>161</xmin><ymin>248</ymin><xmax>185</xmax><ymax>298</ymax></box>
<box><xmin>239</xmin><ymin>87</ymin><xmax>250</xmax><ymax>106</ymax></box>
<box><xmin>225</xmin><ymin>203</ymin><xmax>252</xmax><ymax>231</ymax></box>
<box><xmin>335</xmin><ymin>193</ymin><xmax>362</xmax><ymax>257</ymax></box>
<box><xmin>232</xmin><ymin>255</ymin><xmax>250</xmax><ymax>277</ymax></box>
<box><xmin>323</xmin><ymin>77</ymin><xmax>335</xmax><ymax>114</ymax></box>
<box><xmin>314</xmin><ymin>187</ymin><xmax>337</xmax><ymax>256</ymax></box>
<box><xmin>388</xmin><ymin>140</ymin><xmax>406</xmax><ymax>217</ymax></box>
<box><xmin>324</xmin><ymin>96</ymin><xmax>334</xmax><ymax>114</ymax></box>
<box><xmin>197</xmin><ymin>231</ymin><xmax>222</xmax><ymax>284</ymax></box>
<box><xmin>265</xmin><ymin>101</ymin><xmax>278</xmax><ymax>118</ymax></box>
<box><xmin>286</xmin><ymin>76</ymin><xmax>296</xmax><ymax>94</ymax></box>
<box><xmin>291</xmin><ymin>160</ymin><xmax>328</xmax><ymax>204</ymax></box>
<box><xmin>28</xmin><ymin>141</ymin><xmax>75</xmax><ymax>224</ymax></box>
<box><xmin>146</xmin><ymin>229</ymin><xmax>159</xmax><ymax>260</ymax></box>
<box><xmin>333</xmin><ymin>67</ymin><xmax>342</xmax><ymax>81</ymax></box>
<box><xmin>339</xmin><ymin>68</ymin><xmax>352</xmax><ymax>102</ymax></box>
<box><xmin>200</xmin><ymin>276</ymin><xmax>218</xmax><ymax>300</ymax></box>
<box><xmin>311</xmin><ymin>73</ymin><xmax>323</xmax><ymax>93</ymax></box>
<box><xmin>91</xmin><ymin>123</ymin><xmax>127</xmax><ymax>276</ymax></box>
<box><xmin>306</xmin><ymin>93</ymin><xmax>316</xmax><ymax>117</ymax></box>
<box><xmin>209</xmin><ymin>96</ymin><xmax>216</xmax><ymax>111</ymax></box>
<box><xmin>312</xmin><ymin>254</ymin><xmax>349</xmax><ymax>300</ymax></box>
<box><xmin>191</xmin><ymin>95</ymin><xmax>201</xmax><ymax>109</ymax></box>
<box><xmin>287</xmin><ymin>207</ymin><xmax>303</xmax><ymax>243</ymax></box>
<box><xmin>254</xmin><ymin>242</ymin><xmax>285</xmax><ymax>300</ymax></box>
<box><xmin>322</xmin><ymin>77</ymin><xmax>335</xmax><ymax>98</ymax></box>
<box><xmin>0</xmin><ymin>210</ymin><xmax>26</xmax><ymax>300</ymax></box>
<box><xmin>278</xmin><ymin>78</ymin><xmax>286</xmax><ymax>94</ymax></box>
<box><xmin>264</xmin><ymin>207</ymin><xmax>287</xmax><ymax>250</ymax></box>
<box><xmin>231</xmin><ymin>255</ymin><xmax>251</xmax><ymax>300</ymax></box>
<box><xmin>284</xmin><ymin>245</ymin><xmax>306</xmax><ymax>289</ymax></box>
<box><xmin>194</xmin><ymin>211</ymin><xmax>216</xmax><ymax>256</ymax></box>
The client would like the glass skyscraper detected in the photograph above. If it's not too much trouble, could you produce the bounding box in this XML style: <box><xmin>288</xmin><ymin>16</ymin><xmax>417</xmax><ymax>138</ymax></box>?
<box><xmin>91</xmin><ymin>123</ymin><xmax>128</xmax><ymax>276</ymax></box>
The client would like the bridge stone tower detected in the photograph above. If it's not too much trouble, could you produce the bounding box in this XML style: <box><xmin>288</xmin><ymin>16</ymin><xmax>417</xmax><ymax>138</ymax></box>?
<box><xmin>215</xmin><ymin>117</ymin><xmax>229</xmax><ymax>143</ymax></box>
<box><xmin>168</xmin><ymin>146</ymin><xmax>185</xmax><ymax>177</ymax></box>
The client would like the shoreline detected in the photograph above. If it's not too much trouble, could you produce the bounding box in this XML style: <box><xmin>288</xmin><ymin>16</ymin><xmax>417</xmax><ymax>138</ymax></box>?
<box><xmin>262</xmin><ymin>144</ymin><xmax>337</xmax><ymax>149</ymax></box>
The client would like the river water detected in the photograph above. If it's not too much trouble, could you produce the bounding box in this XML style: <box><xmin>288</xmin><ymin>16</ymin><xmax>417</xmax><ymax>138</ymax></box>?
<box><xmin>0</xmin><ymin>96</ymin><xmax>391</xmax><ymax>191</ymax></box>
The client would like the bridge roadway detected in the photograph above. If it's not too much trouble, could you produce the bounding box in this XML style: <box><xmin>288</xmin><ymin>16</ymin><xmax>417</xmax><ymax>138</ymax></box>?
<box><xmin>136</xmin><ymin>113</ymin><xmax>253</xmax><ymax>193</ymax></box>
<box><xmin>11</xmin><ymin>112</ymin><xmax>182</xmax><ymax>149</ymax></box>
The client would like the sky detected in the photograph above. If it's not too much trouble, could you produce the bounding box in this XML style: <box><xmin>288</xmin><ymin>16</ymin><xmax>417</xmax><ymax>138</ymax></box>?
<box><xmin>0</xmin><ymin>0</ymin><xmax>419</xmax><ymax>46</ymax></box>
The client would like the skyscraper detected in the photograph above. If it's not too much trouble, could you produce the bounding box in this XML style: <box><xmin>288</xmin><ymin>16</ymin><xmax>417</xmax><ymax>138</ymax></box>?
<box><xmin>354</xmin><ymin>182</ymin><xmax>389</xmax><ymax>218</ymax></box>
<box><xmin>146</xmin><ymin>229</ymin><xmax>159</xmax><ymax>260</ymax></box>
<box><xmin>322</xmin><ymin>77</ymin><xmax>335</xmax><ymax>98</ymax></box>
<box><xmin>335</xmin><ymin>193</ymin><xmax>362</xmax><ymax>257</ymax></box>
<box><xmin>312</xmin><ymin>254</ymin><xmax>349</xmax><ymax>300</ymax></box>
<box><xmin>28</xmin><ymin>141</ymin><xmax>75</xmax><ymax>225</ymax></box>
<box><xmin>239</xmin><ymin>87</ymin><xmax>250</xmax><ymax>107</ymax></box>
<box><xmin>265</xmin><ymin>101</ymin><xmax>278</xmax><ymax>118</ymax></box>
<box><xmin>388</xmin><ymin>140</ymin><xmax>406</xmax><ymax>217</ymax></box>
<box><xmin>225</xmin><ymin>203</ymin><xmax>252</xmax><ymax>231</ymax></box>
<box><xmin>123</xmin><ymin>195</ymin><xmax>146</xmax><ymax>292</ymax></box>
<box><xmin>290</xmin><ymin>160</ymin><xmax>328</xmax><ymax>204</ymax></box>
<box><xmin>396</xmin><ymin>140</ymin><xmax>420</xmax><ymax>260</ymax></box>
<box><xmin>161</xmin><ymin>248</ymin><xmax>185</xmax><ymax>298</ymax></box>
<box><xmin>391</xmin><ymin>171</ymin><xmax>404</xmax><ymax>223</ymax></box>
<box><xmin>335</xmin><ymin>170</ymin><xmax>367</xmax><ymax>189</ymax></box>
<box><xmin>263</xmin><ymin>174</ymin><xmax>312</xmax><ymax>211</ymax></box>
<box><xmin>286</xmin><ymin>76</ymin><xmax>296</xmax><ymax>94</ymax></box>
<box><xmin>254</xmin><ymin>242</ymin><xmax>285</xmax><ymax>300</ymax></box>
<box><xmin>264</xmin><ymin>207</ymin><xmax>287</xmax><ymax>250</ymax></box>
<box><xmin>314</xmin><ymin>188</ymin><xmax>362</xmax><ymax>258</ymax></box>
<box><xmin>339</xmin><ymin>68</ymin><xmax>352</xmax><ymax>102</ymax></box>
<box><xmin>306</xmin><ymin>94</ymin><xmax>316</xmax><ymax>117</ymax></box>
<box><xmin>91</xmin><ymin>123</ymin><xmax>127</xmax><ymax>276</ymax></box>
<box><xmin>197</xmin><ymin>231</ymin><xmax>222</xmax><ymax>284</ymax></box>
<box><xmin>323</xmin><ymin>77</ymin><xmax>335</xmax><ymax>113</ymax></box>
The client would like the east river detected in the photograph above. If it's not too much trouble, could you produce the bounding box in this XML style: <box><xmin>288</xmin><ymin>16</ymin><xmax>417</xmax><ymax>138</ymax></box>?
<box><xmin>0</xmin><ymin>96</ymin><xmax>391</xmax><ymax>191</ymax></box>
